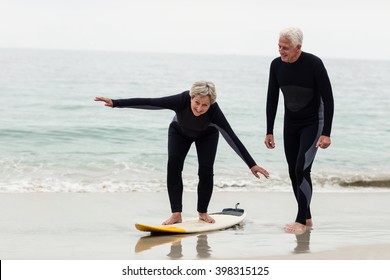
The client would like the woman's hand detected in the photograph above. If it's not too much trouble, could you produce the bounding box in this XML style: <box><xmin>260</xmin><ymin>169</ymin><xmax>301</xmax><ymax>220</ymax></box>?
<box><xmin>94</xmin><ymin>97</ymin><xmax>113</xmax><ymax>107</ymax></box>
<box><xmin>251</xmin><ymin>165</ymin><xmax>269</xmax><ymax>179</ymax></box>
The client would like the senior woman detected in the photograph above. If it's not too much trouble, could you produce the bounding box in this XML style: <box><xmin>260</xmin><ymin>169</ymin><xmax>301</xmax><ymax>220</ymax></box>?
<box><xmin>95</xmin><ymin>81</ymin><xmax>269</xmax><ymax>225</ymax></box>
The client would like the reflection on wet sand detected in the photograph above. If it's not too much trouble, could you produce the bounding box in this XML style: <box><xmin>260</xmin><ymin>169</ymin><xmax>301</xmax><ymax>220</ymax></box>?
<box><xmin>135</xmin><ymin>233</ymin><xmax>212</xmax><ymax>259</ymax></box>
<box><xmin>135</xmin><ymin>223</ymin><xmax>245</xmax><ymax>259</ymax></box>
<box><xmin>196</xmin><ymin>235</ymin><xmax>212</xmax><ymax>258</ymax></box>
<box><xmin>293</xmin><ymin>228</ymin><xmax>312</xmax><ymax>254</ymax></box>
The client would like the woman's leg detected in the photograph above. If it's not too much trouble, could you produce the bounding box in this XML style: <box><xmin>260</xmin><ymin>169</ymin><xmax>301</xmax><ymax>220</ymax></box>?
<box><xmin>165</xmin><ymin>124</ymin><xmax>192</xmax><ymax>224</ymax></box>
<box><xmin>195</xmin><ymin>128</ymin><xmax>219</xmax><ymax>220</ymax></box>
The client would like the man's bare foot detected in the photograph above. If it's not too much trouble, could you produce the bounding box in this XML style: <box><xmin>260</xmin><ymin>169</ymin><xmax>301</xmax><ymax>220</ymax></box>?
<box><xmin>306</xmin><ymin>219</ymin><xmax>313</xmax><ymax>227</ymax></box>
<box><xmin>162</xmin><ymin>212</ymin><xmax>182</xmax><ymax>225</ymax></box>
<box><xmin>284</xmin><ymin>222</ymin><xmax>306</xmax><ymax>235</ymax></box>
<box><xmin>199</xmin><ymin>213</ymin><xmax>215</xmax><ymax>223</ymax></box>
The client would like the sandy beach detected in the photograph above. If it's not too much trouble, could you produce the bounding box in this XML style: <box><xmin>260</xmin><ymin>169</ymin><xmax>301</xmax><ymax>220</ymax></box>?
<box><xmin>1</xmin><ymin>191</ymin><xmax>390</xmax><ymax>260</ymax></box>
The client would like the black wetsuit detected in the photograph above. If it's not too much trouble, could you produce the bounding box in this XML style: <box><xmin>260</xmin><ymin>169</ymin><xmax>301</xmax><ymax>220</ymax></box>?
<box><xmin>266</xmin><ymin>52</ymin><xmax>334</xmax><ymax>225</ymax></box>
<box><xmin>112</xmin><ymin>91</ymin><xmax>257</xmax><ymax>213</ymax></box>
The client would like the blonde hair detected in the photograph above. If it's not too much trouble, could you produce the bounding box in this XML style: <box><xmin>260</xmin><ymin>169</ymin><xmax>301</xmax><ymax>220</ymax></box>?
<box><xmin>279</xmin><ymin>27</ymin><xmax>303</xmax><ymax>48</ymax></box>
<box><xmin>189</xmin><ymin>81</ymin><xmax>217</xmax><ymax>104</ymax></box>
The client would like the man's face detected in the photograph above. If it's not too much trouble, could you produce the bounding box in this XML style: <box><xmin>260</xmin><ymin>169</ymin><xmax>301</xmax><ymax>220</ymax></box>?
<box><xmin>278</xmin><ymin>36</ymin><xmax>301</xmax><ymax>63</ymax></box>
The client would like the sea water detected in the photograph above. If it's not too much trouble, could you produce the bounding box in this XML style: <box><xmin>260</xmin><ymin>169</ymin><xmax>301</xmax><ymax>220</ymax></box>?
<box><xmin>1</xmin><ymin>48</ymin><xmax>389</xmax><ymax>193</ymax></box>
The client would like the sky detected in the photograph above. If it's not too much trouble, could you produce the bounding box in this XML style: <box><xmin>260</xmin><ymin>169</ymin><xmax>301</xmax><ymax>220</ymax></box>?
<box><xmin>1</xmin><ymin>0</ymin><xmax>389</xmax><ymax>60</ymax></box>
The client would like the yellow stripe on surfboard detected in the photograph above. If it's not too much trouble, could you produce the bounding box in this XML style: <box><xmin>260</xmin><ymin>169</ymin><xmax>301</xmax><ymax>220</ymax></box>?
<box><xmin>135</xmin><ymin>223</ymin><xmax>186</xmax><ymax>233</ymax></box>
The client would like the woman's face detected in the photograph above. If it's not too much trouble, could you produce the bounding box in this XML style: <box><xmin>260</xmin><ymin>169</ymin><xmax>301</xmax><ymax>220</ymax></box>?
<box><xmin>278</xmin><ymin>36</ymin><xmax>301</xmax><ymax>63</ymax></box>
<box><xmin>191</xmin><ymin>95</ymin><xmax>211</xmax><ymax>116</ymax></box>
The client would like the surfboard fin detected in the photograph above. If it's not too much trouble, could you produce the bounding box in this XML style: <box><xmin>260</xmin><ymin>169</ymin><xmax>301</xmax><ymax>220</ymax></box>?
<box><xmin>217</xmin><ymin>203</ymin><xmax>244</xmax><ymax>216</ymax></box>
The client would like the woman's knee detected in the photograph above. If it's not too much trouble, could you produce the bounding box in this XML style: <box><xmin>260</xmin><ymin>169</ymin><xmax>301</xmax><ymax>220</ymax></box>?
<box><xmin>168</xmin><ymin>155</ymin><xmax>185</xmax><ymax>172</ymax></box>
<box><xmin>198</xmin><ymin>165</ymin><xmax>214</xmax><ymax>178</ymax></box>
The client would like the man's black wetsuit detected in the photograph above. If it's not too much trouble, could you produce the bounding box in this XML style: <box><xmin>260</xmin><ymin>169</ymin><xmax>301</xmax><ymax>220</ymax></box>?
<box><xmin>266</xmin><ymin>52</ymin><xmax>334</xmax><ymax>225</ymax></box>
<box><xmin>113</xmin><ymin>91</ymin><xmax>257</xmax><ymax>213</ymax></box>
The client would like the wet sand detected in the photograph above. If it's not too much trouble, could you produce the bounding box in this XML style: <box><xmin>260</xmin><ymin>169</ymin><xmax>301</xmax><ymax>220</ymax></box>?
<box><xmin>1</xmin><ymin>191</ymin><xmax>390</xmax><ymax>260</ymax></box>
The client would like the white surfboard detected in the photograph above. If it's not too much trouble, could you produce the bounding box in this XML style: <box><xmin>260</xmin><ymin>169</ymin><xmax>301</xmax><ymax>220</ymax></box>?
<box><xmin>135</xmin><ymin>205</ymin><xmax>245</xmax><ymax>234</ymax></box>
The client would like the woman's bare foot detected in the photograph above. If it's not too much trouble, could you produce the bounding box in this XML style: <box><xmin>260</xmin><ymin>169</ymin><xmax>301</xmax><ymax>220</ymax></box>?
<box><xmin>284</xmin><ymin>222</ymin><xmax>306</xmax><ymax>235</ymax></box>
<box><xmin>199</xmin><ymin>213</ymin><xmax>215</xmax><ymax>223</ymax></box>
<box><xmin>162</xmin><ymin>212</ymin><xmax>182</xmax><ymax>225</ymax></box>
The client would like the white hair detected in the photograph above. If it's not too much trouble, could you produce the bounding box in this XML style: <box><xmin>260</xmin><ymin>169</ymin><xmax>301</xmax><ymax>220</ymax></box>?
<box><xmin>189</xmin><ymin>80</ymin><xmax>217</xmax><ymax>104</ymax></box>
<box><xmin>279</xmin><ymin>27</ymin><xmax>303</xmax><ymax>47</ymax></box>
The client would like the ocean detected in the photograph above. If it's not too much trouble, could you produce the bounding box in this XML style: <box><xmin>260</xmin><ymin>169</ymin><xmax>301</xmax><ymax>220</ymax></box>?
<box><xmin>1</xmin><ymin>48</ymin><xmax>389</xmax><ymax>193</ymax></box>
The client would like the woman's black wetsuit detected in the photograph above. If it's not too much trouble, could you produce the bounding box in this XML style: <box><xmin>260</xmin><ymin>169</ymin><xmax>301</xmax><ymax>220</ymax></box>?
<box><xmin>266</xmin><ymin>52</ymin><xmax>334</xmax><ymax>225</ymax></box>
<box><xmin>113</xmin><ymin>91</ymin><xmax>257</xmax><ymax>213</ymax></box>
